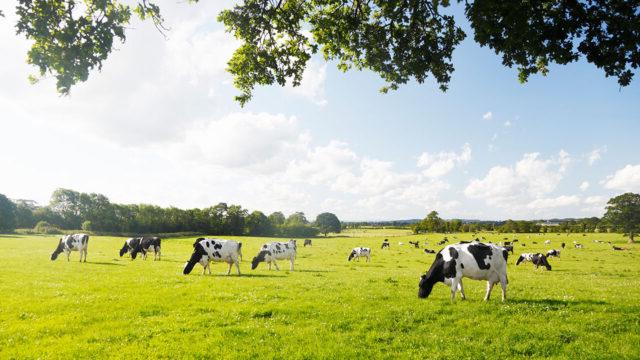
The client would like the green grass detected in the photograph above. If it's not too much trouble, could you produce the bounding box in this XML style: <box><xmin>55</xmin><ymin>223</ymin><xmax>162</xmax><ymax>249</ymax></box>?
<box><xmin>1</xmin><ymin>231</ymin><xmax>639</xmax><ymax>359</ymax></box>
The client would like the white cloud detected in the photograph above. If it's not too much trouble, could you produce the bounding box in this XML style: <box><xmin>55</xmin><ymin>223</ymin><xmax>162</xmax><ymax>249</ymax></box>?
<box><xmin>603</xmin><ymin>164</ymin><xmax>640</xmax><ymax>192</ymax></box>
<box><xmin>464</xmin><ymin>150</ymin><xmax>572</xmax><ymax>214</ymax></box>
<box><xmin>504</xmin><ymin>120</ymin><xmax>512</xmax><ymax>127</ymax></box>
<box><xmin>581</xmin><ymin>195</ymin><xmax>608</xmax><ymax>216</ymax></box>
<box><xmin>482</xmin><ymin>111</ymin><xmax>493</xmax><ymax>120</ymax></box>
<box><xmin>587</xmin><ymin>146</ymin><xmax>607</xmax><ymax>166</ymax></box>
<box><xmin>416</xmin><ymin>143</ymin><xmax>471</xmax><ymax>178</ymax></box>
<box><xmin>584</xmin><ymin>195</ymin><xmax>607</xmax><ymax>205</ymax></box>
<box><xmin>286</xmin><ymin>61</ymin><xmax>328</xmax><ymax>106</ymax></box>
<box><xmin>579</xmin><ymin>181</ymin><xmax>590</xmax><ymax>191</ymax></box>
<box><xmin>527</xmin><ymin>195</ymin><xmax>581</xmax><ymax>210</ymax></box>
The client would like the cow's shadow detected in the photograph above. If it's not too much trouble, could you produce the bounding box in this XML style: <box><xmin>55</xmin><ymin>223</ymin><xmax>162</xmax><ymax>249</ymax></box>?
<box><xmin>204</xmin><ymin>273</ymin><xmax>286</xmax><ymax>278</ymax></box>
<box><xmin>294</xmin><ymin>269</ymin><xmax>334</xmax><ymax>273</ymax></box>
<box><xmin>509</xmin><ymin>298</ymin><xmax>607</xmax><ymax>306</ymax></box>
<box><xmin>86</xmin><ymin>261</ymin><xmax>125</xmax><ymax>266</ymax></box>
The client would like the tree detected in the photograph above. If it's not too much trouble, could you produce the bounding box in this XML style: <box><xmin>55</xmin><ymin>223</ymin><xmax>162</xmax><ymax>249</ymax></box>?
<box><xmin>10</xmin><ymin>1</ymin><xmax>640</xmax><ymax>105</ymax></box>
<box><xmin>285</xmin><ymin>212</ymin><xmax>308</xmax><ymax>226</ymax></box>
<box><xmin>268</xmin><ymin>212</ymin><xmax>285</xmax><ymax>226</ymax></box>
<box><xmin>603</xmin><ymin>193</ymin><xmax>640</xmax><ymax>243</ymax></box>
<box><xmin>315</xmin><ymin>212</ymin><xmax>341</xmax><ymax>236</ymax></box>
<box><xmin>246</xmin><ymin>211</ymin><xmax>273</xmax><ymax>236</ymax></box>
<box><xmin>0</xmin><ymin>194</ymin><xmax>17</xmax><ymax>232</ymax></box>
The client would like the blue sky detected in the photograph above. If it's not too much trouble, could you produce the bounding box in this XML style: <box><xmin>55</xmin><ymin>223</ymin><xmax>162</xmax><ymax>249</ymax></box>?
<box><xmin>0</xmin><ymin>0</ymin><xmax>638</xmax><ymax>221</ymax></box>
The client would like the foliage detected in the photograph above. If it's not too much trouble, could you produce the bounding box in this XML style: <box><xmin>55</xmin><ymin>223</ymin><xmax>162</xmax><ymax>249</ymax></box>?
<box><xmin>0</xmin><ymin>194</ymin><xmax>17</xmax><ymax>232</ymax></box>
<box><xmin>10</xmin><ymin>1</ymin><xmax>640</xmax><ymax>104</ymax></box>
<box><xmin>0</xmin><ymin>232</ymin><xmax>638</xmax><ymax>358</ymax></box>
<box><xmin>81</xmin><ymin>220</ymin><xmax>93</xmax><ymax>231</ymax></box>
<box><xmin>33</xmin><ymin>220</ymin><xmax>61</xmax><ymax>234</ymax></box>
<box><xmin>603</xmin><ymin>193</ymin><xmax>640</xmax><ymax>242</ymax></box>
<box><xmin>315</xmin><ymin>212</ymin><xmax>341</xmax><ymax>236</ymax></box>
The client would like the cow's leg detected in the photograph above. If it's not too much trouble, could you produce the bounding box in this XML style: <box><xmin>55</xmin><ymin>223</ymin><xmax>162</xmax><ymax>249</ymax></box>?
<box><xmin>458</xmin><ymin>280</ymin><xmax>466</xmax><ymax>300</ymax></box>
<box><xmin>273</xmin><ymin>260</ymin><xmax>280</xmax><ymax>271</ymax></box>
<box><xmin>235</xmin><ymin>260</ymin><xmax>241</xmax><ymax>275</ymax></box>
<box><xmin>289</xmin><ymin>256</ymin><xmax>294</xmax><ymax>271</ymax></box>
<box><xmin>484</xmin><ymin>281</ymin><xmax>495</xmax><ymax>301</ymax></box>
<box><xmin>268</xmin><ymin>262</ymin><xmax>272</xmax><ymax>270</ymax></box>
<box><xmin>500</xmin><ymin>275</ymin><xmax>508</xmax><ymax>302</ymax></box>
<box><xmin>450</xmin><ymin>279</ymin><xmax>459</xmax><ymax>301</ymax></box>
<box><xmin>226</xmin><ymin>262</ymin><xmax>232</xmax><ymax>275</ymax></box>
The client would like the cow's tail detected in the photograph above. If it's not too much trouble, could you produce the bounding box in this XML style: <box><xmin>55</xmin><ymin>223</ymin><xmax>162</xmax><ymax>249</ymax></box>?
<box><xmin>237</xmin><ymin>242</ymin><xmax>243</xmax><ymax>261</ymax></box>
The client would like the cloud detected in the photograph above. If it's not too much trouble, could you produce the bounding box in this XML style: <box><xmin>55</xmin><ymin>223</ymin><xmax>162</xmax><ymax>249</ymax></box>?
<box><xmin>527</xmin><ymin>195</ymin><xmax>581</xmax><ymax>210</ymax></box>
<box><xmin>286</xmin><ymin>60</ymin><xmax>328</xmax><ymax>106</ymax></box>
<box><xmin>464</xmin><ymin>150</ymin><xmax>572</xmax><ymax>213</ymax></box>
<box><xmin>581</xmin><ymin>195</ymin><xmax>608</xmax><ymax>215</ymax></box>
<box><xmin>504</xmin><ymin>120</ymin><xmax>512</xmax><ymax>127</ymax></box>
<box><xmin>584</xmin><ymin>195</ymin><xmax>607</xmax><ymax>205</ymax></box>
<box><xmin>587</xmin><ymin>146</ymin><xmax>607</xmax><ymax>166</ymax></box>
<box><xmin>603</xmin><ymin>164</ymin><xmax>640</xmax><ymax>192</ymax></box>
<box><xmin>416</xmin><ymin>143</ymin><xmax>471</xmax><ymax>178</ymax></box>
<box><xmin>482</xmin><ymin>111</ymin><xmax>493</xmax><ymax>120</ymax></box>
<box><xmin>579</xmin><ymin>181</ymin><xmax>590</xmax><ymax>191</ymax></box>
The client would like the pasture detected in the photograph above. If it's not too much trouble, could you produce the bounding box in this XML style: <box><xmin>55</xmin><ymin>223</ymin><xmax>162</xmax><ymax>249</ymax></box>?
<box><xmin>1</xmin><ymin>231</ymin><xmax>639</xmax><ymax>359</ymax></box>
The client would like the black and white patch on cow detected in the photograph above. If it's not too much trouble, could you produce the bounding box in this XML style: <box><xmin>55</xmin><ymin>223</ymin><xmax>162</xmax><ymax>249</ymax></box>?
<box><xmin>348</xmin><ymin>247</ymin><xmax>371</xmax><ymax>262</ymax></box>
<box><xmin>418</xmin><ymin>242</ymin><xmax>508</xmax><ymax>301</ymax></box>
<box><xmin>119</xmin><ymin>237</ymin><xmax>162</xmax><ymax>260</ymax></box>
<box><xmin>183</xmin><ymin>238</ymin><xmax>242</xmax><ymax>275</ymax></box>
<box><xmin>251</xmin><ymin>239</ymin><xmax>297</xmax><ymax>271</ymax></box>
<box><xmin>381</xmin><ymin>239</ymin><xmax>390</xmax><ymax>249</ymax></box>
<box><xmin>51</xmin><ymin>234</ymin><xmax>89</xmax><ymax>262</ymax></box>
<box><xmin>546</xmin><ymin>249</ymin><xmax>560</xmax><ymax>258</ymax></box>
<box><xmin>119</xmin><ymin>237</ymin><xmax>141</xmax><ymax>258</ymax></box>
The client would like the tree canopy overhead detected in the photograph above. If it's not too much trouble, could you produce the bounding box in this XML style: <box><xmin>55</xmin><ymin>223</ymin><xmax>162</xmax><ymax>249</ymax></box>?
<box><xmin>9</xmin><ymin>0</ymin><xmax>640</xmax><ymax>105</ymax></box>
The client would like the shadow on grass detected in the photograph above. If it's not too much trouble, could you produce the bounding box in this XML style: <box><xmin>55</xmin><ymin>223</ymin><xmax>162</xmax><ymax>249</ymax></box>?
<box><xmin>201</xmin><ymin>273</ymin><xmax>286</xmax><ymax>278</ymax></box>
<box><xmin>86</xmin><ymin>261</ymin><xmax>125</xmax><ymax>266</ymax></box>
<box><xmin>294</xmin><ymin>269</ymin><xmax>334</xmax><ymax>273</ymax></box>
<box><xmin>509</xmin><ymin>298</ymin><xmax>607</xmax><ymax>306</ymax></box>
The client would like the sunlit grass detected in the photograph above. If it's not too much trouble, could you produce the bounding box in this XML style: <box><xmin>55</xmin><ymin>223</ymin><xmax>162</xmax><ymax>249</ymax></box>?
<box><xmin>0</xmin><ymin>231</ymin><xmax>639</xmax><ymax>359</ymax></box>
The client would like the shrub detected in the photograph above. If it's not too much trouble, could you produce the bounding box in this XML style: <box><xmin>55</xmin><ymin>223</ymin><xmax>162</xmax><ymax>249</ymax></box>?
<box><xmin>34</xmin><ymin>221</ymin><xmax>61</xmax><ymax>234</ymax></box>
<box><xmin>81</xmin><ymin>221</ymin><xmax>93</xmax><ymax>231</ymax></box>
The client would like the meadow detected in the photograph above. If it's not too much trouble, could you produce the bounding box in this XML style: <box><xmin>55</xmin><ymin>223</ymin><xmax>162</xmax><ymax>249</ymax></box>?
<box><xmin>0</xmin><ymin>231</ymin><xmax>639</xmax><ymax>359</ymax></box>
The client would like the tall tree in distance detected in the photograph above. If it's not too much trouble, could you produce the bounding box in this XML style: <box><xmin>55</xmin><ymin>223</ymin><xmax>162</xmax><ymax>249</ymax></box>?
<box><xmin>0</xmin><ymin>194</ymin><xmax>17</xmax><ymax>232</ymax></box>
<box><xmin>9</xmin><ymin>1</ymin><xmax>640</xmax><ymax>104</ymax></box>
<box><xmin>315</xmin><ymin>212</ymin><xmax>341</xmax><ymax>236</ymax></box>
<box><xmin>603</xmin><ymin>193</ymin><xmax>640</xmax><ymax>243</ymax></box>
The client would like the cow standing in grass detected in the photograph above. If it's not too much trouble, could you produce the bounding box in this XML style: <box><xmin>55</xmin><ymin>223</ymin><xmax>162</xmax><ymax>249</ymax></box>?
<box><xmin>516</xmin><ymin>253</ymin><xmax>552</xmax><ymax>270</ymax></box>
<box><xmin>418</xmin><ymin>242</ymin><xmax>508</xmax><ymax>301</ymax></box>
<box><xmin>348</xmin><ymin>247</ymin><xmax>371</xmax><ymax>262</ymax></box>
<box><xmin>51</xmin><ymin>234</ymin><xmax>89</xmax><ymax>262</ymax></box>
<box><xmin>251</xmin><ymin>240</ymin><xmax>297</xmax><ymax>271</ymax></box>
<box><xmin>183</xmin><ymin>238</ymin><xmax>242</xmax><ymax>275</ymax></box>
<box><xmin>119</xmin><ymin>237</ymin><xmax>162</xmax><ymax>260</ymax></box>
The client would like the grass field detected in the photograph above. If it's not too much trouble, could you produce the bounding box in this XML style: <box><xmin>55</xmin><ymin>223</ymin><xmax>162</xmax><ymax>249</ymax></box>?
<box><xmin>1</xmin><ymin>231</ymin><xmax>639</xmax><ymax>359</ymax></box>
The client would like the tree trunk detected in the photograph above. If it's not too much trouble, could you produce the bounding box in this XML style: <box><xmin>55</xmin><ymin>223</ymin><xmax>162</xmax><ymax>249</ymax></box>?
<box><xmin>630</xmin><ymin>233</ymin><xmax>636</xmax><ymax>243</ymax></box>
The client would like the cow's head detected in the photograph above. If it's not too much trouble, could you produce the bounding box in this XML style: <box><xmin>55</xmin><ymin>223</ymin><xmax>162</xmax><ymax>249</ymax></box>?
<box><xmin>534</xmin><ymin>254</ymin><xmax>552</xmax><ymax>270</ymax></box>
<box><xmin>515</xmin><ymin>255</ymin><xmax>525</xmax><ymax>265</ymax></box>
<box><xmin>347</xmin><ymin>250</ymin><xmax>357</xmax><ymax>261</ymax></box>
<box><xmin>51</xmin><ymin>238</ymin><xmax>64</xmax><ymax>260</ymax></box>
<box><xmin>183</xmin><ymin>244</ymin><xmax>206</xmax><ymax>275</ymax></box>
<box><xmin>119</xmin><ymin>241</ymin><xmax>130</xmax><ymax>257</ymax></box>
<box><xmin>251</xmin><ymin>250</ymin><xmax>270</xmax><ymax>270</ymax></box>
<box><xmin>418</xmin><ymin>252</ymin><xmax>446</xmax><ymax>298</ymax></box>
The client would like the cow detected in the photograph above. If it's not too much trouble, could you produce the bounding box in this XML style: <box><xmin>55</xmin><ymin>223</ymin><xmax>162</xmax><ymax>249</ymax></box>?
<box><xmin>424</xmin><ymin>249</ymin><xmax>436</xmax><ymax>254</ymax></box>
<box><xmin>381</xmin><ymin>239</ymin><xmax>390</xmax><ymax>249</ymax></box>
<box><xmin>544</xmin><ymin>240</ymin><xmax>551</xmax><ymax>245</ymax></box>
<box><xmin>348</xmin><ymin>247</ymin><xmax>371</xmax><ymax>262</ymax></box>
<box><xmin>575</xmin><ymin>243</ymin><xmax>584</xmax><ymax>249</ymax></box>
<box><xmin>503</xmin><ymin>245</ymin><xmax>514</xmax><ymax>254</ymax></box>
<box><xmin>51</xmin><ymin>234</ymin><xmax>89</xmax><ymax>262</ymax></box>
<box><xmin>304</xmin><ymin>239</ymin><xmax>312</xmax><ymax>247</ymax></box>
<box><xmin>561</xmin><ymin>242</ymin><xmax>566</xmax><ymax>249</ymax></box>
<box><xmin>418</xmin><ymin>242</ymin><xmax>508</xmax><ymax>301</ymax></box>
<box><xmin>251</xmin><ymin>239</ymin><xmax>297</xmax><ymax>271</ymax></box>
<box><xmin>409</xmin><ymin>241</ymin><xmax>420</xmax><ymax>248</ymax></box>
<box><xmin>547</xmin><ymin>249</ymin><xmax>561</xmax><ymax>258</ymax></box>
<box><xmin>119</xmin><ymin>237</ymin><xmax>162</xmax><ymax>260</ymax></box>
<box><xmin>613</xmin><ymin>246</ymin><xmax>628</xmax><ymax>251</ymax></box>
<box><xmin>516</xmin><ymin>253</ymin><xmax>552</xmax><ymax>270</ymax></box>
<box><xmin>183</xmin><ymin>238</ymin><xmax>242</xmax><ymax>275</ymax></box>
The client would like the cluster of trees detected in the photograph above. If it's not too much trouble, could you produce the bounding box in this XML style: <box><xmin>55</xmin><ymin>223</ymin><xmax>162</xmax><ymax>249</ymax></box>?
<box><xmin>412</xmin><ymin>194</ymin><xmax>640</xmax><ymax>243</ymax></box>
<box><xmin>0</xmin><ymin>189</ymin><xmax>342</xmax><ymax>237</ymax></box>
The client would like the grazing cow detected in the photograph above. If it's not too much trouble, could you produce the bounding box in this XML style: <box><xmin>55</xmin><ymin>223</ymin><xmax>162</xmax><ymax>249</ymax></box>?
<box><xmin>613</xmin><ymin>246</ymin><xmax>628</xmax><ymax>251</ymax></box>
<box><xmin>51</xmin><ymin>234</ymin><xmax>89</xmax><ymax>262</ymax></box>
<box><xmin>119</xmin><ymin>237</ymin><xmax>162</xmax><ymax>260</ymax></box>
<box><xmin>503</xmin><ymin>241</ymin><xmax>511</xmax><ymax>246</ymax></box>
<box><xmin>516</xmin><ymin>253</ymin><xmax>552</xmax><ymax>270</ymax></box>
<box><xmin>348</xmin><ymin>247</ymin><xmax>371</xmax><ymax>262</ymax></box>
<box><xmin>532</xmin><ymin>241</ymin><xmax>538</xmax><ymax>244</ymax></box>
<box><xmin>424</xmin><ymin>249</ymin><xmax>436</xmax><ymax>254</ymax></box>
<box><xmin>544</xmin><ymin>240</ymin><xmax>551</xmax><ymax>245</ymax></box>
<box><xmin>381</xmin><ymin>239</ymin><xmax>390</xmax><ymax>249</ymax></box>
<box><xmin>409</xmin><ymin>241</ymin><xmax>420</xmax><ymax>248</ymax></box>
<box><xmin>512</xmin><ymin>239</ymin><xmax>519</xmax><ymax>243</ymax></box>
<box><xmin>546</xmin><ymin>249</ymin><xmax>560</xmax><ymax>258</ymax></box>
<box><xmin>503</xmin><ymin>245</ymin><xmax>514</xmax><ymax>254</ymax></box>
<box><xmin>418</xmin><ymin>242</ymin><xmax>509</xmax><ymax>301</ymax></box>
<box><xmin>304</xmin><ymin>239</ymin><xmax>312</xmax><ymax>247</ymax></box>
<box><xmin>251</xmin><ymin>240</ymin><xmax>297</xmax><ymax>271</ymax></box>
<box><xmin>183</xmin><ymin>238</ymin><xmax>242</xmax><ymax>275</ymax></box>
<box><xmin>561</xmin><ymin>242</ymin><xmax>566</xmax><ymax>249</ymax></box>
<box><xmin>575</xmin><ymin>244</ymin><xmax>584</xmax><ymax>249</ymax></box>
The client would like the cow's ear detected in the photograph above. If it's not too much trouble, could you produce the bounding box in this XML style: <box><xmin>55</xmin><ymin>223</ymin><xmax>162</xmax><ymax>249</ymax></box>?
<box><xmin>421</xmin><ymin>274</ymin><xmax>427</xmax><ymax>279</ymax></box>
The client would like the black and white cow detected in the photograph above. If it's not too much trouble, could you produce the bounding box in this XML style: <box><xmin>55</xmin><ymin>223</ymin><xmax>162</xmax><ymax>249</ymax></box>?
<box><xmin>516</xmin><ymin>253</ymin><xmax>552</xmax><ymax>270</ymax></box>
<box><xmin>381</xmin><ymin>239</ymin><xmax>390</xmax><ymax>249</ymax></box>
<box><xmin>251</xmin><ymin>239</ymin><xmax>297</xmax><ymax>271</ymax></box>
<box><xmin>348</xmin><ymin>247</ymin><xmax>371</xmax><ymax>262</ymax></box>
<box><xmin>183</xmin><ymin>238</ymin><xmax>242</xmax><ymax>275</ymax></box>
<box><xmin>418</xmin><ymin>242</ymin><xmax>508</xmax><ymax>301</ymax></box>
<box><xmin>51</xmin><ymin>234</ymin><xmax>89</xmax><ymax>262</ymax></box>
<box><xmin>546</xmin><ymin>249</ymin><xmax>560</xmax><ymax>258</ymax></box>
<box><xmin>304</xmin><ymin>239</ymin><xmax>312</xmax><ymax>247</ymax></box>
<box><xmin>503</xmin><ymin>245</ymin><xmax>514</xmax><ymax>254</ymax></box>
<box><xmin>409</xmin><ymin>241</ymin><xmax>420</xmax><ymax>248</ymax></box>
<box><xmin>119</xmin><ymin>237</ymin><xmax>162</xmax><ymax>260</ymax></box>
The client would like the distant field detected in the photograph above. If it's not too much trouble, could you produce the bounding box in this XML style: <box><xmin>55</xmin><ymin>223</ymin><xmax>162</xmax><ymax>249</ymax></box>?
<box><xmin>1</xmin><ymin>231</ymin><xmax>639</xmax><ymax>359</ymax></box>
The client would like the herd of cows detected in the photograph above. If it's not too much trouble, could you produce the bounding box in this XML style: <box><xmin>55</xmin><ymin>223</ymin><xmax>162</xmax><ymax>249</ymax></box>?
<box><xmin>50</xmin><ymin>232</ymin><xmax>616</xmax><ymax>301</ymax></box>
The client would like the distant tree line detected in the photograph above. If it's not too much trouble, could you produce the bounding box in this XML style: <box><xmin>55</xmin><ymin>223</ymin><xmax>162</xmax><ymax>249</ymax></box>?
<box><xmin>0</xmin><ymin>189</ymin><xmax>342</xmax><ymax>237</ymax></box>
